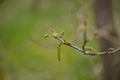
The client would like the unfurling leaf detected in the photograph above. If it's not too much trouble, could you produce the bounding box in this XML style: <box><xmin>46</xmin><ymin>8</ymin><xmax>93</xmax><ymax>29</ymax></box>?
<box><xmin>44</xmin><ymin>34</ymin><xmax>49</xmax><ymax>38</ymax></box>
<box><xmin>85</xmin><ymin>46</ymin><xmax>98</xmax><ymax>55</ymax></box>
<box><xmin>58</xmin><ymin>43</ymin><xmax>62</xmax><ymax>61</ymax></box>
<box><xmin>60</xmin><ymin>31</ymin><xmax>65</xmax><ymax>38</ymax></box>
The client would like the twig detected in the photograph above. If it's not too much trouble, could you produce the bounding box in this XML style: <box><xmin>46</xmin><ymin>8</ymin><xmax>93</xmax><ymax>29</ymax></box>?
<box><xmin>54</xmin><ymin>35</ymin><xmax>120</xmax><ymax>56</ymax></box>
<box><xmin>82</xmin><ymin>25</ymin><xmax>87</xmax><ymax>54</ymax></box>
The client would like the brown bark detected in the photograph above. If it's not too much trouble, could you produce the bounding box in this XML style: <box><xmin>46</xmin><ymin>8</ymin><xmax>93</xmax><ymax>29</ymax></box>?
<box><xmin>94</xmin><ymin>0</ymin><xmax>120</xmax><ymax>80</ymax></box>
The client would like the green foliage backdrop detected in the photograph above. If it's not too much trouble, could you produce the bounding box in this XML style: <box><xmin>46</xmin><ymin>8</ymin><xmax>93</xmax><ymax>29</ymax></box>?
<box><xmin>0</xmin><ymin>0</ymin><xmax>120</xmax><ymax>80</ymax></box>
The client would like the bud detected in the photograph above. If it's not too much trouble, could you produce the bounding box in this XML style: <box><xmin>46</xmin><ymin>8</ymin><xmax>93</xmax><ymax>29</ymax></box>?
<box><xmin>48</xmin><ymin>28</ymin><xmax>55</xmax><ymax>34</ymax></box>
<box><xmin>48</xmin><ymin>28</ymin><xmax>58</xmax><ymax>37</ymax></box>
<box><xmin>44</xmin><ymin>34</ymin><xmax>49</xmax><ymax>38</ymax></box>
<box><xmin>93</xmin><ymin>31</ymin><xmax>99</xmax><ymax>37</ymax></box>
<box><xmin>109</xmin><ymin>48</ymin><xmax>114</xmax><ymax>51</ymax></box>
<box><xmin>83</xmin><ymin>19</ymin><xmax>88</xmax><ymax>26</ymax></box>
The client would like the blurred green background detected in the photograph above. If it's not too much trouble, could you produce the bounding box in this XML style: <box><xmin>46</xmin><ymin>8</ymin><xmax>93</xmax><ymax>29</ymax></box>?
<box><xmin>0</xmin><ymin>0</ymin><xmax>120</xmax><ymax>80</ymax></box>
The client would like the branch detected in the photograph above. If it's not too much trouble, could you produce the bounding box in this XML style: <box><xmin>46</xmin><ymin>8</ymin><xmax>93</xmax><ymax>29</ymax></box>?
<box><xmin>54</xmin><ymin>35</ymin><xmax>120</xmax><ymax>56</ymax></box>
<box><xmin>82</xmin><ymin>24</ymin><xmax>88</xmax><ymax>54</ymax></box>
<box><xmin>46</xmin><ymin>27</ymin><xmax>120</xmax><ymax>61</ymax></box>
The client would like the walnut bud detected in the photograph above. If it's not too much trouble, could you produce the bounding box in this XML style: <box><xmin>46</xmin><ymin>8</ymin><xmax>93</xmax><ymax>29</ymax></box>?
<box><xmin>93</xmin><ymin>31</ymin><xmax>99</xmax><ymax>37</ymax></box>
<box><xmin>83</xmin><ymin>19</ymin><xmax>88</xmax><ymax>26</ymax></box>
<box><xmin>44</xmin><ymin>34</ymin><xmax>49</xmax><ymax>38</ymax></box>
